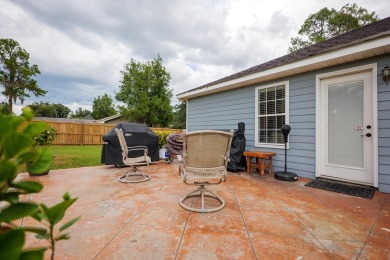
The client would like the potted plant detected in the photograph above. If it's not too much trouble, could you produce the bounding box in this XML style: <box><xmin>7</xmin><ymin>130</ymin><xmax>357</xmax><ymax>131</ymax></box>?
<box><xmin>27</xmin><ymin>125</ymin><xmax>58</xmax><ymax>175</ymax></box>
<box><xmin>157</xmin><ymin>131</ymin><xmax>170</xmax><ymax>160</ymax></box>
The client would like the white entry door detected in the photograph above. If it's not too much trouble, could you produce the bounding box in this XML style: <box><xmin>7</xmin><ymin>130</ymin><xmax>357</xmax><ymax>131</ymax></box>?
<box><xmin>319</xmin><ymin>71</ymin><xmax>374</xmax><ymax>185</ymax></box>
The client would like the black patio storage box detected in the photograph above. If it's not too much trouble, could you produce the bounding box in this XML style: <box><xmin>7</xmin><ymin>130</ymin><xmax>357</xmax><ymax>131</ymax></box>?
<box><xmin>101</xmin><ymin>123</ymin><xmax>159</xmax><ymax>166</ymax></box>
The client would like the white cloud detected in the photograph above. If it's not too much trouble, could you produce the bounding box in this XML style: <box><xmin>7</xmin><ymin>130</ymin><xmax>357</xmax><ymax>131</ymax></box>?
<box><xmin>1</xmin><ymin>0</ymin><xmax>387</xmax><ymax>114</ymax></box>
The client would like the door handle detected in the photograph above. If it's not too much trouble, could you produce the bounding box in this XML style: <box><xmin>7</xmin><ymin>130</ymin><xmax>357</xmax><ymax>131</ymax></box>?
<box><xmin>361</xmin><ymin>133</ymin><xmax>372</xmax><ymax>137</ymax></box>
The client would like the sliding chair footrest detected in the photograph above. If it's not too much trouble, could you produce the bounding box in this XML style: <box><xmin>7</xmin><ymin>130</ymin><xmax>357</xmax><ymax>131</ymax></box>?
<box><xmin>179</xmin><ymin>187</ymin><xmax>225</xmax><ymax>213</ymax></box>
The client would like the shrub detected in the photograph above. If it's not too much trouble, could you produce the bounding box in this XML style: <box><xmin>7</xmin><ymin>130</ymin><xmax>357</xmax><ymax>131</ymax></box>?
<box><xmin>0</xmin><ymin>107</ymin><xmax>79</xmax><ymax>260</ymax></box>
<box><xmin>32</xmin><ymin>126</ymin><xmax>57</xmax><ymax>151</ymax></box>
<box><xmin>156</xmin><ymin>131</ymin><xmax>171</xmax><ymax>149</ymax></box>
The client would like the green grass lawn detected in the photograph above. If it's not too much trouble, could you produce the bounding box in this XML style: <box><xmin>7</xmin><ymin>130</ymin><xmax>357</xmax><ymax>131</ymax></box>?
<box><xmin>18</xmin><ymin>145</ymin><xmax>103</xmax><ymax>173</ymax></box>
<box><xmin>51</xmin><ymin>145</ymin><xmax>103</xmax><ymax>169</ymax></box>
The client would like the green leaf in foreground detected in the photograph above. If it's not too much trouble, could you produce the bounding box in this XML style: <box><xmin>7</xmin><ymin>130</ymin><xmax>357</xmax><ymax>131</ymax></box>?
<box><xmin>18</xmin><ymin>151</ymin><xmax>38</xmax><ymax>164</ymax></box>
<box><xmin>55</xmin><ymin>233</ymin><xmax>70</xmax><ymax>241</ymax></box>
<box><xmin>0</xmin><ymin>229</ymin><xmax>25</xmax><ymax>260</ymax></box>
<box><xmin>21</xmin><ymin>226</ymin><xmax>48</xmax><ymax>236</ymax></box>
<box><xmin>20</xmin><ymin>248</ymin><xmax>46</xmax><ymax>260</ymax></box>
<box><xmin>59</xmin><ymin>216</ymin><xmax>81</xmax><ymax>232</ymax></box>
<box><xmin>22</xmin><ymin>106</ymin><xmax>34</xmax><ymax>121</ymax></box>
<box><xmin>0</xmin><ymin>192</ymin><xmax>20</xmax><ymax>203</ymax></box>
<box><xmin>11</xmin><ymin>181</ymin><xmax>43</xmax><ymax>193</ymax></box>
<box><xmin>26</xmin><ymin>149</ymin><xmax>53</xmax><ymax>175</ymax></box>
<box><xmin>0</xmin><ymin>202</ymin><xmax>39</xmax><ymax>222</ymax></box>
<box><xmin>8</xmin><ymin>116</ymin><xmax>25</xmax><ymax>131</ymax></box>
<box><xmin>0</xmin><ymin>160</ymin><xmax>17</xmax><ymax>181</ymax></box>
<box><xmin>3</xmin><ymin>132</ymin><xmax>32</xmax><ymax>158</ymax></box>
<box><xmin>22</xmin><ymin>122</ymin><xmax>49</xmax><ymax>138</ymax></box>
<box><xmin>40</xmin><ymin>196</ymin><xmax>77</xmax><ymax>225</ymax></box>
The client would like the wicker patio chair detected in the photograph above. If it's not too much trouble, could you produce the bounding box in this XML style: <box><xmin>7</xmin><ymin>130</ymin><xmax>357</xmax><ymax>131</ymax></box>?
<box><xmin>115</xmin><ymin>128</ymin><xmax>151</xmax><ymax>183</ymax></box>
<box><xmin>178</xmin><ymin>130</ymin><xmax>234</xmax><ymax>213</ymax></box>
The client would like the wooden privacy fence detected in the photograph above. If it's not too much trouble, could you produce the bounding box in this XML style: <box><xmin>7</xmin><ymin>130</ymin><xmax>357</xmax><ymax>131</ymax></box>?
<box><xmin>32</xmin><ymin>120</ymin><xmax>182</xmax><ymax>145</ymax></box>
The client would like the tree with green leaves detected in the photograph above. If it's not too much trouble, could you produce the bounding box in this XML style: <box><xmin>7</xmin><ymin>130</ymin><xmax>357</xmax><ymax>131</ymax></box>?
<box><xmin>53</xmin><ymin>103</ymin><xmax>72</xmax><ymax>118</ymax></box>
<box><xmin>288</xmin><ymin>4</ymin><xmax>379</xmax><ymax>53</ymax></box>
<box><xmin>116</xmin><ymin>55</ymin><xmax>173</xmax><ymax>127</ymax></box>
<box><xmin>28</xmin><ymin>101</ymin><xmax>72</xmax><ymax>118</ymax></box>
<box><xmin>0</xmin><ymin>101</ymin><xmax>11</xmax><ymax>114</ymax></box>
<box><xmin>0</xmin><ymin>38</ymin><xmax>46</xmax><ymax>113</ymax></box>
<box><xmin>29</xmin><ymin>101</ymin><xmax>56</xmax><ymax>117</ymax></box>
<box><xmin>91</xmin><ymin>93</ymin><xmax>117</xmax><ymax>120</ymax></box>
<box><xmin>171</xmin><ymin>101</ymin><xmax>186</xmax><ymax>129</ymax></box>
<box><xmin>71</xmin><ymin>107</ymin><xmax>91</xmax><ymax>118</ymax></box>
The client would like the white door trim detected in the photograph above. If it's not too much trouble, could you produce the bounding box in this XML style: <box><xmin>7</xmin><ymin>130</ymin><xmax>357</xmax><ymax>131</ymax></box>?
<box><xmin>315</xmin><ymin>63</ymin><xmax>378</xmax><ymax>187</ymax></box>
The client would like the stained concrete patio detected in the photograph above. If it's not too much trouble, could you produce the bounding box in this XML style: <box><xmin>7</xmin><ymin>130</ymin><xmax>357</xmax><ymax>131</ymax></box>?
<box><xmin>20</xmin><ymin>161</ymin><xmax>390</xmax><ymax>259</ymax></box>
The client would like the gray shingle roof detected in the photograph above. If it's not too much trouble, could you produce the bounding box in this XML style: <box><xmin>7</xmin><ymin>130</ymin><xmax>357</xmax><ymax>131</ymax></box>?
<box><xmin>179</xmin><ymin>16</ymin><xmax>390</xmax><ymax>96</ymax></box>
<box><xmin>95</xmin><ymin>114</ymin><xmax>123</xmax><ymax>123</ymax></box>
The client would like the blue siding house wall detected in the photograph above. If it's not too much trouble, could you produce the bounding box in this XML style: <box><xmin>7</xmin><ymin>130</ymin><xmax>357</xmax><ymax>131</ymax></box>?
<box><xmin>186</xmin><ymin>55</ymin><xmax>390</xmax><ymax>192</ymax></box>
<box><xmin>179</xmin><ymin>18</ymin><xmax>390</xmax><ymax>193</ymax></box>
<box><xmin>377</xmin><ymin>57</ymin><xmax>390</xmax><ymax>192</ymax></box>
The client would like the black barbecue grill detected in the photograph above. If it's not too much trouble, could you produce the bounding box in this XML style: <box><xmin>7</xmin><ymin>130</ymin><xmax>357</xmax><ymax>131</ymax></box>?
<box><xmin>101</xmin><ymin>123</ymin><xmax>159</xmax><ymax>166</ymax></box>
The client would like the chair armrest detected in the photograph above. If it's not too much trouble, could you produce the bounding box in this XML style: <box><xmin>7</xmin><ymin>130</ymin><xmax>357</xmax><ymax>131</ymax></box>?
<box><xmin>127</xmin><ymin>146</ymin><xmax>148</xmax><ymax>151</ymax></box>
<box><xmin>127</xmin><ymin>146</ymin><xmax>148</xmax><ymax>153</ymax></box>
<box><xmin>126</xmin><ymin>146</ymin><xmax>149</xmax><ymax>158</ymax></box>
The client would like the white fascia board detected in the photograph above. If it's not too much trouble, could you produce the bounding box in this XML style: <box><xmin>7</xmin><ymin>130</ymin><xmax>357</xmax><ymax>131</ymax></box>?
<box><xmin>177</xmin><ymin>36</ymin><xmax>390</xmax><ymax>100</ymax></box>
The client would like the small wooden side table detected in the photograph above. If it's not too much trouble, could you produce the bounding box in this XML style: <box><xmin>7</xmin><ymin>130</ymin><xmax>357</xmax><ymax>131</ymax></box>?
<box><xmin>243</xmin><ymin>151</ymin><xmax>277</xmax><ymax>176</ymax></box>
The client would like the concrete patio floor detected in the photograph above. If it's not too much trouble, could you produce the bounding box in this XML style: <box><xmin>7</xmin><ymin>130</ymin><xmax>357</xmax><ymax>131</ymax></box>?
<box><xmin>19</xmin><ymin>161</ymin><xmax>390</xmax><ymax>259</ymax></box>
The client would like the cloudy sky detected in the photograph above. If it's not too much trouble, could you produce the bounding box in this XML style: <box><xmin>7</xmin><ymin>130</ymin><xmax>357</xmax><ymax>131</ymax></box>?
<box><xmin>1</xmin><ymin>0</ymin><xmax>388</xmax><ymax>115</ymax></box>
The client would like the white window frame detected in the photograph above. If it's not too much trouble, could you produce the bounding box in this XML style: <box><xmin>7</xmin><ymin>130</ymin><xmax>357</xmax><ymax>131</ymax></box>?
<box><xmin>255</xmin><ymin>81</ymin><xmax>289</xmax><ymax>149</ymax></box>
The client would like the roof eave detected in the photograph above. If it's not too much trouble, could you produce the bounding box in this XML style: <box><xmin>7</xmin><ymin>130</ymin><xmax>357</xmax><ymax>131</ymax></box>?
<box><xmin>177</xmin><ymin>36</ymin><xmax>390</xmax><ymax>100</ymax></box>
<box><xmin>96</xmin><ymin>114</ymin><xmax>123</xmax><ymax>123</ymax></box>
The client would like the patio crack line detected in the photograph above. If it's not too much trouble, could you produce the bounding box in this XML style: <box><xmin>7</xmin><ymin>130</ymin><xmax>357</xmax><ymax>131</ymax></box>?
<box><xmin>21</xmin><ymin>193</ymin><xmax>34</xmax><ymax>228</ymax></box>
<box><xmin>266</xmin><ymin>182</ymin><xmax>336</xmax><ymax>257</ymax></box>
<box><xmin>300</xmin><ymin>183</ymin><xmax>382</xmax><ymax>233</ymax></box>
<box><xmin>92</xmin><ymin>174</ymin><xmax>174</xmax><ymax>259</ymax></box>
<box><xmin>22</xmin><ymin>192</ymin><xmax>45</xmax><ymax>250</ymax></box>
<box><xmin>231</xmin><ymin>184</ymin><xmax>258</xmax><ymax>260</ymax></box>
<box><xmin>356</xmin><ymin>197</ymin><xmax>388</xmax><ymax>259</ymax></box>
<box><xmin>284</xmin><ymin>181</ymin><xmax>386</xmax><ymax>257</ymax></box>
<box><xmin>175</xmin><ymin>167</ymin><xmax>195</xmax><ymax>260</ymax></box>
<box><xmin>174</xmin><ymin>201</ymin><xmax>191</xmax><ymax>260</ymax></box>
<box><xmin>277</xmin><ymin>199</ymin><xmax>335</xmax><ymax>257</ymax></box>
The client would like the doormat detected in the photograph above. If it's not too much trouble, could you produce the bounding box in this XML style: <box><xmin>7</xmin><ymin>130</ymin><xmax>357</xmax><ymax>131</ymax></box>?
<box><xmin>305</xmin><ymin>178</ymin><xmax>375</xmax><ymax>199</ymax></box>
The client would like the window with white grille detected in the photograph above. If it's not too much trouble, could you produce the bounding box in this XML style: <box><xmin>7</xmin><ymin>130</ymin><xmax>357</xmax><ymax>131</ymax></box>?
<box><xmin>255</xmin><ymin>81</ymin><xmax>289</xmax><ymax>148</ymax></box>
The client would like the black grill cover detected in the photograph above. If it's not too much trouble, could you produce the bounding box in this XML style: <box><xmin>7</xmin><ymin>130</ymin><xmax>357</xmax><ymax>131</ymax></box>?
<box><xmin>101</xmin><ymin>123</ymin><xmax>159</xmax><ymax>165</ymax></box>
<box><xmin>227</xmin><ymin>122</ymin><xmax>246</xmax><ymax>172</ymax></box>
